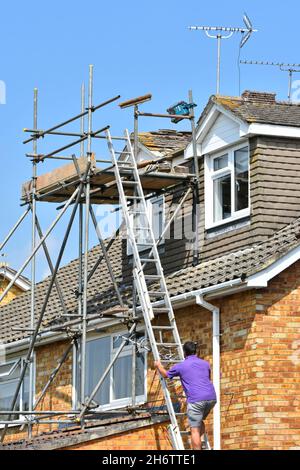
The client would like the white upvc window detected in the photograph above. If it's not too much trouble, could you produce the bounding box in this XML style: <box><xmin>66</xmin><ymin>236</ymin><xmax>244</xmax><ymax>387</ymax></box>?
<box><xmin>205</xmin><ymin>143</ymin><xmax>250</xmax><ymax>229</ymax></box>
<box><xmin>74</xmin><ymin>331</ymin><xmax>147</xmax><ymax>411</ymax></box>
<box><xmin>0</xmin><ymin>356</ymin><xmax>34</xmax><ymax>423</ymax></box>
<box><xmin>127</xmin><ymin>195</ymin><xmax>165</xmax><ymax>255</ymax></box>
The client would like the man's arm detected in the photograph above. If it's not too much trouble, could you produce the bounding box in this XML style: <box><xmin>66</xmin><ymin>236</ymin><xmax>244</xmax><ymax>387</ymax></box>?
<box><xmin>154</xmin><ymin>360</ymin><xmax>169</xmax><ymax>379</ymax></box>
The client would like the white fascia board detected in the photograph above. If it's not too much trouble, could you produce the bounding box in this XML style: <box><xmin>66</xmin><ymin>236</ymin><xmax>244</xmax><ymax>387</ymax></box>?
<box><xmin>247</xmin><ymin>123</ymin><xmax>300</xmax><ymax>139</ymax></box>
<box><xmin>0</xmin><ymin>269</ymin><xmax>30</xmax><ymax>292</ymax></box>
<box><xmin>185</xmin><ymin>107</ymin><xmax>219</xmax><ymax>159</ymax></box>
<box><xmin>3</xmin><ymin>317</ymin><xmax>124</xmax><ymax>354</ymax></box>
<box><xmin>247</xmin><ymin>244</ymin><xmax>300</xmax><ymax>288</ymax></box>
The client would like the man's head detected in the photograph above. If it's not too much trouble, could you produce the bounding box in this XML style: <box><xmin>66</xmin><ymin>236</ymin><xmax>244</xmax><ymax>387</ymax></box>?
<box><xmin>183</xmin><ymin>341</ymin><xmax>197</xmax><ymax>358</ymax></box>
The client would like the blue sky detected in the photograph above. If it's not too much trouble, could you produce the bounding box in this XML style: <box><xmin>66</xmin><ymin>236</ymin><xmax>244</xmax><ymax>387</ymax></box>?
<box><xmin>0</xmin><ymin>0</ymin><xmax>299</xmax><ymax>280</ymax></box>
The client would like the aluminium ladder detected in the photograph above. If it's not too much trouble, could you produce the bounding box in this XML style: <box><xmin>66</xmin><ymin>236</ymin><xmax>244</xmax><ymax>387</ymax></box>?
<box><xmin>106</xmin><ymin>129</ymin><xmax>187</xmax><ymax>450</ymax></box>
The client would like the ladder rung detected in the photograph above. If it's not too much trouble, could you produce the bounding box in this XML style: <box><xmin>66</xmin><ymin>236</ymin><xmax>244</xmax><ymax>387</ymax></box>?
<box><xmin>140</xmin><ymin>258</ymin><xmax>158</xmax><ymax>263</ymax></box>
<box><xmin>152</xmin><ymin>308</ymin><xmax>171</xmax><ymax>314</ymax></box>
<box><xmin>137</xmin><ymin>242</ymin><xmax>153</xmax><ymax>247</ymax></box>
<box><xmin>152</xmin><ymin>325</ymin><xmax>174</xmax><ymax>330</ymax></box>
<box><xmin>148</xmin><ymin>291</ymin><xmax>166</xmax><ymax>296</ymax></box>
<box><xmin>180</xmin><ymin>431</ymin><xmax>190</xmax><ymax>435</ymax></box>
<box><xmin>126</xmin><ymin>196</ymin><xmax>142</xmax><ymax>200</ymax></box>
<box><xmin>115</xmin><ymin>151</ymin><xmax>131</xmax><ymax>155</ymax></box>
<box><xmin>135</xmin><ymin>227</ymin><xmax>150</xmax><ymax>231</ymax></box>
<box><xmin>110</xmin><ymin>136</ymin><xmax>127</xmax><ymax>141</ymax></box>
<box><xmin>161</xmin><ymin>359</ymin><xmax>182</xmax><ymax>364</ymax></box>
<box><xmin>157</xmin><ymin>343</ymin><xmax>181</xmax><ymax>347</ymax></box>
<box><xmin>122</xmin><ymin>181</ymin><xmax>138</xmax><ymax>186</ymax></box>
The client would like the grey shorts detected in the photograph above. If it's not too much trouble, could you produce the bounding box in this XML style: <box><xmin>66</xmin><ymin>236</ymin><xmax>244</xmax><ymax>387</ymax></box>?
<box><xmin>187</xmin><ymin>400</ymin><xmax>217</xmax><ymax>428</ymax></box>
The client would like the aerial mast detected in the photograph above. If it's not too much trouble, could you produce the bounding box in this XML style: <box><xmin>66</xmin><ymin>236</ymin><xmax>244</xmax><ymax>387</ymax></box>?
<box><xmin>240</xmin><ymin>60</ymin><xmax>300</xmax><ymax>102</ymax></box>
<box><xmin>189</xmin><ymin>14</ymin><xmax>258</xmax><ymax>95</ymax></box>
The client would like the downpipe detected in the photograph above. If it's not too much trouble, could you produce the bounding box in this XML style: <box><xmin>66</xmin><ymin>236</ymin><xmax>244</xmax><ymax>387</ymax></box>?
<box><xmin>195</xmin><ymin>295</ymin><xmax>221</xmax><ymax>451</ymax></box>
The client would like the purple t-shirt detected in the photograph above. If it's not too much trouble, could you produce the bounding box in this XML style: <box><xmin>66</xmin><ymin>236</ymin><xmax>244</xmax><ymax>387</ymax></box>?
<box><xmin>167</xmin><ymin>355</ymin><xmax>217</xmax><ymax>403</ymax></box>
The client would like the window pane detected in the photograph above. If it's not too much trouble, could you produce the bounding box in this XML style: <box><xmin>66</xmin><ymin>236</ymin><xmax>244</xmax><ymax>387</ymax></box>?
<box><xmin>113</xmin><ymin>334</ymin><xmax>131</xmax><ymax>350</ymax></box>
<box><xmin>23</xmin><ymin>373</ymin><xmax>30</xmax><ymax>411</ymax></box>
<box><xmin>85</xmin><ymin>337</ymin><xmax>110</xmax><ymax>406</ymax></box>
<box><xmin>213</xmin><ymin>154</ymin><xmax>228</xmax><ymax>171</ymax></box>
<box><xmin>152</xmin><ymin>198</ymin><xmax>164</xmax><ymax>240</ymax></box>
<box><xmin>112</xmin><ymin>351</ymin><xmax>145</xmax><ymax>400</ymax></box>
<box><xmin>213</xmin><ymin>174</ymin><xmax>231</xmax><ymax>223</ymax></box>
<box><xmin>0</xmin><ymin>362</ymin><xmax>17</xmax><ymax>377</ymax></box>
<box><xmin>0</xmin><ymin>380</ymin><xmax>20</xmax><ymax>420</ymax></box>
<box><xmin>113</xmin><ymin>355</ymin><xmax>132</xmax><ymax>400</ymax></box>
<box><xmin>0</xmin><ymin>361</ymin><xmax>30</xmax><ymax>419</ymax></box>
<box><xmin>235</xmin><ymin>147</ymin><xmax>249</xmax><ymax>212</ymax></box>
<box><xmin>129</xmin><ymin>197</ymin><xmax>164</xmax><ymax>254</ymax></box>
<box><xmin>135</xmin><ymin>353</ymin><xmax>145</xmax><ymax>397</ymax></box>
<box><xmin>133</xmin><ymin>210</ymin><xmax>149</xmax><ymax>246</ymax></box>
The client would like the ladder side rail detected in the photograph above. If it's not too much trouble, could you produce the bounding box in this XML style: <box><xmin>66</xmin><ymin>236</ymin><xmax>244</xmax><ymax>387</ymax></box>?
<box><xmin>134</xmin><ymin>269</ymin><xmax>185</xmax><ymax>450</ymax></box>
<box><xmin>124</xmin><ymin>130</ymin><xmax>184</xmax><ymax>359</ymax></box>
<box><xmin>106</xmin><ymin>130</ymin><xmax>185</xmax><ymax>450</ymax></box>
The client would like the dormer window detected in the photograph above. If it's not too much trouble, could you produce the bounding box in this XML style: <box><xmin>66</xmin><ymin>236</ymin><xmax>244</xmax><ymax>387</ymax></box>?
<box><xmin>205</xmin><ymin>143</ymin><xmax>250</xmax><ymax>229</ymax></box>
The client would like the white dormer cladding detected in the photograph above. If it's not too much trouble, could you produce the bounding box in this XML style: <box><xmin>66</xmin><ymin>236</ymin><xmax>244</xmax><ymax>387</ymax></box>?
<box><xmin>201</xmin><ymin>113</ymin><xmax>242</xmax><ymax>154</ymax></box>
<box><xmin>184</xmin><ymin>104</ymin><xmax>248</xmax><ymax>159</ymax></box>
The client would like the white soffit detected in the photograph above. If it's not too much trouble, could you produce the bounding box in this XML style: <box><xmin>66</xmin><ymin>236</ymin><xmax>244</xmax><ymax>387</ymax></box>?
<box><xmin>247</xmin><ymin>244</ymin><xmax>300</xmax><ymax>288</ymax></box>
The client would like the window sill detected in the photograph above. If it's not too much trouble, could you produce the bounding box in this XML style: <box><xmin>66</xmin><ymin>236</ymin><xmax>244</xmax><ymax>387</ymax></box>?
<box><xmin>205</xmin><ymin>209</ymin><xmax>250</xmax><ymax>231</ymax></box>
<box><xmin>0</xmin><ymin>418</ymin><xmax>26</xmax><ymax>429</ymax></box>
<box><xmin>206</xmin><ymin>215</ymin><xmax>250</xmax><ymax>239</ymax></box>
<box><xmin>92</xmin><ymin>396</ymin><xmax>146</xmax><ymax>413</ymax></box>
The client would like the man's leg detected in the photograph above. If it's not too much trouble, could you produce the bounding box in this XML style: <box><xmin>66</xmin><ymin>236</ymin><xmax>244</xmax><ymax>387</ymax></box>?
<box><xmin>200</xmin><ymin>421</ymin><xmax>205</xmax><ymax>442</ymax></box>
<box><xmin>191</xmin><ymin>427</ymin><xmax>202</xmax><ymax>450</ymax></box>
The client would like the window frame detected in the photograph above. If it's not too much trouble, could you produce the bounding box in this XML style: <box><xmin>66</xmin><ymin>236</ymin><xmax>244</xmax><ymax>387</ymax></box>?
<box><xmin>0</xmin><ymin>355</ymin><xmax>36</xmax><ymax>428</ymax></box>
<box><xmin>127</xmin><ymin>195</ymin><xmax>165</xmax><ymax>256</ymax></box>
<box><xmin>72</xmin><ymin>329</ymin><xmax>147</xmax><ymax>412</ymax></box>
<box><xmin>205</xmin><ymin>142</ymin><xmax>250</xmax><ymax>230</ymax></box>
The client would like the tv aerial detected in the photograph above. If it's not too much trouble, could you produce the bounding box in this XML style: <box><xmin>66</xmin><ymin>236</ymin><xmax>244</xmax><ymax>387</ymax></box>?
<box><xmin>189</xmin><ymin>14</ymin><xmax>258</xmax><ymax>95</ymax></box>
<box><xmin>240</xmin><ymin>60</ymin><xmax>300</xmax><ymax>102</ymax></box>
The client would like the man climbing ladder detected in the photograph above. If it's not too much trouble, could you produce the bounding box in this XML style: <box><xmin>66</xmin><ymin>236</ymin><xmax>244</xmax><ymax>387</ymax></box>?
<box><xmin>155</xmin><ymin>341</ymin><xmax>217</xmax><ymax>450</ymax></box>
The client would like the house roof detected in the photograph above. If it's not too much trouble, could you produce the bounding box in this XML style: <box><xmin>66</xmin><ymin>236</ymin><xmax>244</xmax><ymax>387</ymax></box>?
<box><xmin>1</xmin><ymin>216</ymin><xmax>300</xmax><ymax>346</ymax></box>
<box><xmin>138</xmin><ymin>129</ymin><xmax>191</xmax><ymax>156</ymax></box>
<box><xmin>198</xmin><ymin>90</ymin><xmax>300</xmax><ymax>128</ymax></box>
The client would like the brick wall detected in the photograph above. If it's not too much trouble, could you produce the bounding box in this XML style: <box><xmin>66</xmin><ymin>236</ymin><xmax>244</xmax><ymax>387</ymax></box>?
<box><xmin>3</xmin><ymin>261</ymin><xmax>300</xmax><ymax>449</ymax></box>
<box><xmin>0</xmin><ymin>278</ymin><xmax>24</xmax><ymax>306</ymax></box>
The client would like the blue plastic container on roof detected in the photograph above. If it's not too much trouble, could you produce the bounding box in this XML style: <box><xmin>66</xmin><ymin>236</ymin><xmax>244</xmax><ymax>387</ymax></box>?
<box><xmin>167</xmin><ymin>101</ymin><xmax>197</xmax><ymax>123</ymax></box>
